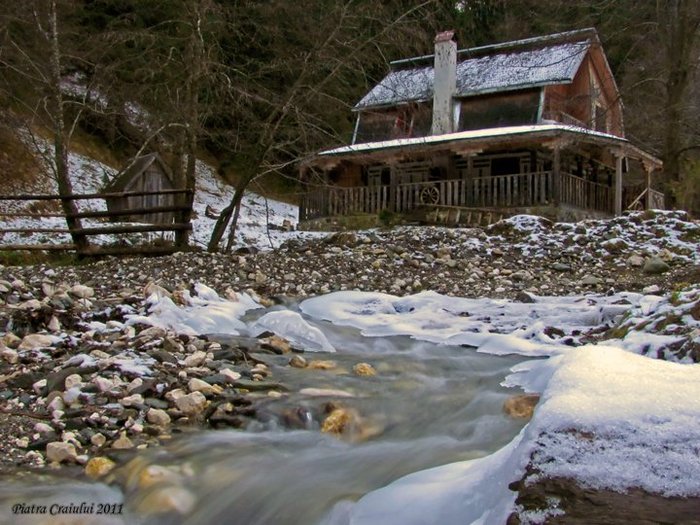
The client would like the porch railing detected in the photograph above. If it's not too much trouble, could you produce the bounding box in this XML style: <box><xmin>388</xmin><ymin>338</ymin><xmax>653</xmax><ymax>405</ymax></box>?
<box><xmin>560</xmin><ymin>173</ymin><xmax>612</xmax><ymax>212</ymax></box>
<box><xmin>300</xmin><ymin>170</ymin><xmax>622</xmax><ymax>221</ymax></box>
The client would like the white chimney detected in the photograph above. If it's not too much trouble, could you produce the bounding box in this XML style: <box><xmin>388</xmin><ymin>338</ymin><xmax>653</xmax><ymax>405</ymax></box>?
<box><xmin>431</xmin><ymin>30</ymin><xmax>457</xmax><ymax>135</ymax></box>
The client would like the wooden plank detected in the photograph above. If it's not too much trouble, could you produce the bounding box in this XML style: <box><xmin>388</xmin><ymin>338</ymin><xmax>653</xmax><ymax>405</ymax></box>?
<box><xmin>0</xmin><ymin>243</ymin><xmax>76</xmax><ymax>251</ymax></box>
<box><xmin>67</xmin><ymin>205</ymin><xmax>189</xmax><ymax>220</ymax></box>
<box><xmin>80</xmin><ymin>245</ymin><xmax>179</xmax><ymax>257</ymax></box>
<box><xmin>75</xmin><ymin>223</ymin><xmax>191</xmax><ymax>236</ymax></box>
<box><xmin>0</xmin><ymin>189</ymin><xmax>192</xmax><ymax>201</ymax></box>
<box><xmin>0</xmin><ymin>227</ymin><xmax>70</xmax><ymax>234</ymax></box>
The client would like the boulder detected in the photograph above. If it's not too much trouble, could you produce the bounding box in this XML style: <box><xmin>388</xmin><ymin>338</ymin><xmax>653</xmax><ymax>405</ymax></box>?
<box><xmin>643</xmin><ymin>256</ymin><xmax>670</xmax><ymax>275</ymax></box>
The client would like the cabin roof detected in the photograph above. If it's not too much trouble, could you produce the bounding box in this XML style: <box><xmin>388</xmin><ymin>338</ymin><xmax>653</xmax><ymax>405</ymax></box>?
<box><xmin>106</xmin><ymin>153</ymin><xmax>173</xmax><ymax>192</ymax></box>
<box><xmin>315</xmin><ymin>124</ymin><xmax>662</xmax><ymax>168</ymax></box>
<box><xmin>355</xmin><ymin>28</ymin><xmax>596</xmax><ymax>110</ymax></box>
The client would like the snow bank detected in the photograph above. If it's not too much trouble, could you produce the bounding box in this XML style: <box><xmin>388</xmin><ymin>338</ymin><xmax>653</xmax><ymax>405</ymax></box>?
<box><xmin>127</xmin><ymin>283</ymin><xmax>261</xmax><ymax>336</ymax></box>
<box><xmin>335</xmin><ymin>346</ymin><xmax>700</xmax><ymax>524</ymax></box>
<box><xmin>301</xmin><ymin>290</ymin><xmax>637</xmax><ymax>357</ymax></box>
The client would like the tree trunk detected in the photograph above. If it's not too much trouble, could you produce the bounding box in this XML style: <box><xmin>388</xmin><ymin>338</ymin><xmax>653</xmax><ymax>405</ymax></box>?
<box><xmin>47</xmin><ymin>0</ymin><xmax>88</xmax><ymax>252</ymax></box>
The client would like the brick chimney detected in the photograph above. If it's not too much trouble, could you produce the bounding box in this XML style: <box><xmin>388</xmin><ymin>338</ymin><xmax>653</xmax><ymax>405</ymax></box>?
<box><xmin>431</xmin><ymin>31</ymin><xmax>457</xmax><ymax>135</ymax></box>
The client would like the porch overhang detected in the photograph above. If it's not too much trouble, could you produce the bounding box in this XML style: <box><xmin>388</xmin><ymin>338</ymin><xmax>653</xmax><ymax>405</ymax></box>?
<box><xmin>304</xmin><ymin>124</ymin><xmax>662</xmax><ymax>171</ymax></box>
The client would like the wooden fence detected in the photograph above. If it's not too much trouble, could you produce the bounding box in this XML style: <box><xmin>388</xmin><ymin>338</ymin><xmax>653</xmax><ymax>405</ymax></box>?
<box><xmin>0</xmin><ymin>189</ymin><xmax>193</xmax><ymax>256</ymax></box>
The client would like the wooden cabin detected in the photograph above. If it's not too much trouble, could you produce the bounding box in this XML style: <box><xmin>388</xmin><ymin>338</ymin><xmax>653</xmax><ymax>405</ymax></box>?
<box><xmin>105</xmin><ymin>153</ymin><xmax>177</xmax><ymax>224</ymax></box>
<box><xmin>299</xmin><ymin>28</ymin><xmax>664</xmax><ymax>228</ymax></box>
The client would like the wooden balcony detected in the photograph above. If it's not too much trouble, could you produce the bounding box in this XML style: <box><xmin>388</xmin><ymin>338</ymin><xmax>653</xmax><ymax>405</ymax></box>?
<box><xmin>300</xmin><ymin>171</ymin><xmax>620</xmax><ymax>222</ymax></box>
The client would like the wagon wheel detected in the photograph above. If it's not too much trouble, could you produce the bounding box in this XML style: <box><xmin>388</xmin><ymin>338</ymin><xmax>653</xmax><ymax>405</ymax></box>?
<box><xmin>420</xmin><ymin>185</ymin><xmax>440</xmax><ymax>205</ymax></box>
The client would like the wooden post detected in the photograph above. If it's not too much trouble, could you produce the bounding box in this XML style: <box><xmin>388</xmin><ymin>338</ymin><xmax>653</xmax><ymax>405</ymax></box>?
<box><xmin>614</xmin><ymin>154</ymin><xmax>623</xmax><ymax>216</ymax></box>
<box><xmin>552</xmin><ymin>146</ymin><xmax>561</xmax><ymax>205</ymax></box>
<box><xmin>389</xmin><ymin>163</ymin><xmax>397</xmax><ymax>212</ymax></box>
<box><xmin>645</xmin><ymin>165</ymin><xmax>653</xmax><ymax>210</ymax></box>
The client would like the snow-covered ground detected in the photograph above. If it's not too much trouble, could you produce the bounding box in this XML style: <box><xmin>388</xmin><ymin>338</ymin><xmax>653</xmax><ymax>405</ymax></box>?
<box><xmin>0</xmin><ymin>138</ymin><xmax>319</xmax><ymax>251</ymax></box>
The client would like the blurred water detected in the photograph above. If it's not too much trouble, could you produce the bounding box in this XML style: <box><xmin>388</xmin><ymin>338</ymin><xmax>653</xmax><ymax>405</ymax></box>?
<box><xmin>0</xmin><ymin>308</ymin><xmax>531</xmax><ymax>525</ymax></box>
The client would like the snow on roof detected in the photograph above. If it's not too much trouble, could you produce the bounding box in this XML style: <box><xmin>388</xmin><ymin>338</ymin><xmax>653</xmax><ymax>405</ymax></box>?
<box><xmin>319</xmin><ymin>124</ymin><xmax>626</xmax><ymax>157</ymax></box>
<box><xmin>355</xmin><ymin>40</ymin><xmax>589</xmax><ymax>110</ymax></box>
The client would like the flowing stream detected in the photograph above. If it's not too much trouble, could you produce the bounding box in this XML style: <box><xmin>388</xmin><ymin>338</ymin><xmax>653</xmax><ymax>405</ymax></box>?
<box><xmin>0</xmin><ymin>305</ymin><xmax>532</xmax><ymax>525</ymax></box>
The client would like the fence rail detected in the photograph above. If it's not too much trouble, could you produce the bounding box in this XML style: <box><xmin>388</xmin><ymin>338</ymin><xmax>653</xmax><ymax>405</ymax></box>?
<box><xmin>0</xmin><ymin>189</ymin><xmax>193</xmax><ymax>256</ymax></box>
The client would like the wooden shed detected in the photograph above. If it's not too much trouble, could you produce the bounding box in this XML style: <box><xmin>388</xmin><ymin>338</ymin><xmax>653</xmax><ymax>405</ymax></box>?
<box><xmin>105</xmin><ymin>153</ymin><xmax>177</xmax><ymax>224</ymax></box>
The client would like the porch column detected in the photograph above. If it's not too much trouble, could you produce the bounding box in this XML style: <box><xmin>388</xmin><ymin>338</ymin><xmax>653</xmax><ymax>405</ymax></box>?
<box><xmin>389</xmin><ymin>163</ymin><xmax>397</xmax><ymax>213</ymax></box>
<box><xmin>552</xmin><ymin>146</ymin><xmax>561</xmax><ymax>205</ymax></box>
<box><xmin>614</xmin><ymin>154</ymin><xmax>624</xmax><ymax>216</ymax></box>
<box><xmin>645</xmin><ymin>165</ymin><xmax>653</xmax><ymax>210</ymax></box>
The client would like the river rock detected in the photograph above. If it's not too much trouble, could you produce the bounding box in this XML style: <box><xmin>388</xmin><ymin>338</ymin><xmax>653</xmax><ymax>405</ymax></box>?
<box><xmin>64</xmin><ymin>374</ymin><xmax>83</xmax><ymax>390</ymax></box>
<box><xmin>18</xmin><ymin>334</ymin><xmax>56</xmax><ymax>350</ymax></box>
<box><xmin>188</xmin><ymin>378</ymin><xmax>217</xmax><ymax>395</ymax></box>
<box><xmin>183</xmin><ymin>351</ymin><xmax>207</xmax><ymax>368</ymax></box>
<box><xmin>70</xmin><ymin>284</ymin><xmax>95</xmax><ymax>299</ymax></box>
<box><xmin>146</xmin><ymin>408</ymin><xmax>171</xmax><ymax>426</ymax></box>
<box><xmin>643</xmin><ymin>256</ymin><xmax>670</xmax><ymax>274</ymax></box>
<box><xmin>121</xmin><ymin>394</ymin><xmax>144</xmax><ymax>407</ymax></box>
<box><xmin>503</xmin><ymin>394</ymin><xmax>540</xmax><ymax>419</ymax></box>
<box><xmin>321</xmin><ymin>408</ymin><xmax>360</xmax><ymax>435</ymax></box>
<box><xmin>175</xmin><ymin>392</ymin><xmax>207</xmax><ymax>415</ymax></box>
<box><xmin>353</xmin><ymin>363</ymin><xmax>376</xmax><ymax>377</ymax></box>
<box><xmin>259</xmin><ymin>335</ymin><xmax>291</xmax><ymax>354</ymax></box>
<box><xmin>85</xmin><ymin>457</ymin><xmax>116</xmax><ymax>479</ymax></box>
<box><xmin>46</xmin><ymin>442</ymin><xmax>77</xmax><ymax>463</ymax></box>
<box><xmin>289</xmin><ymin>355</ymin><xmax>308</xmax><ymax>368</ymax></box>
<box><xmin>91</xmin><ymin>433</ymin><xmax>107</xmax><ymax>447</ymax></box>
<box><xmin>218</xmin><ymin>368</ymin><xmax>242</xmax><ymax>383</ymax></box>
<box><xmin>1</xmin><ymin>347</ymin><xmax>18</xmax><ymax>364</ymax></box>
<box><xmin>136</xmin><ymin>486</ymin><xmax>196</xmax><ymax>516</ymax></box>
<box><xmin>552</xmin><ymin>262</ymin><xmax>571</xmax><ymax>272</ymax></box>
<box><xmin>112</xmin><ymin>432</ymin><xmax>134</xmax><ymax>449</ymax></box>
<box><xmin>627</xmin><ymin>254</ymin><xmax>645</xmax><ymax>267</ymax></box>
<box><xmin>580</xmin><ymin>275</ymin><xmax>602</xmax><ymax>286</ymax></box>
<box><xmin>308</xmin><ymin>360</ymin><xmax>337</xmax><ymax>370</ymax></box>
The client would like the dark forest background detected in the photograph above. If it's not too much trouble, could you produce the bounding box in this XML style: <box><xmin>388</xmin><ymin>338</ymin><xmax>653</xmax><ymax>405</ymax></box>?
<box><xmin>1</xmin><ymin>0</ymin><xmax>698</xmax><ymax>220</ymax></box>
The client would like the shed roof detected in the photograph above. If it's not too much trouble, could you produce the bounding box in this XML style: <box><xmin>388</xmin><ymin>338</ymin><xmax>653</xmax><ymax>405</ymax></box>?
<box><xmin>355</xmin><ymin>28</ymin><xmax>596</xmax><ymax>110</ymax></box>
<box><xmin>106</xmin><ymin>153</ymin><xmax>173</xmax><ymax>192</ymax></box>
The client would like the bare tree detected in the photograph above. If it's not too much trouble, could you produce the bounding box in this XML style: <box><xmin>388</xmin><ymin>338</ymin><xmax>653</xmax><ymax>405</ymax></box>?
<box><xmin>0</xmin><ymin>0</ymin><xmax>88</xmax><ymax>250</ymax></box>
<box><xmin>207</xmin><ymin>0</ymin><xmax>438</xmax><ymax>252</ymax></box>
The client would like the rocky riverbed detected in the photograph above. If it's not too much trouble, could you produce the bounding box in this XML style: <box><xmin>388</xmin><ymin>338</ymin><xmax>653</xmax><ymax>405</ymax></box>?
<box><xmin>0</xmin><ymin>210</ymin><xmax>698</xmax><ymax>522</ymax></box>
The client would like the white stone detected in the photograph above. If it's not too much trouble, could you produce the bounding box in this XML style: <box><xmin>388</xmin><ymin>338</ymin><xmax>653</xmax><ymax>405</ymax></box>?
<box><xmin>34</xmin><ymin>422</ymin><xmax>53</xmax><ymax>434</ymax></box>
<box><xmin>219</xmin><ymin>368</ymin><xmax>242</xmax><ymax>382</ymax></box>
<box><xmin>183</xmin><ymin>351</ymin><xmax>207</xmax><ymax>368</ymax></box>
<box><xmin>188</xmin><ymin>378</ymin><xmax>215</xmax><ymax>395</ymax></box>
<box><xmin>93</xmin><ymin>376</ymin><xmax>114</xmax><ymax>393</ymax></box>
<box><xmin>1</xmin><ymin>347</ymin><xmax>18</xmax><ymax>364</ymax></box>
<box><xmin>64</xmin><ymin>374</ymin><xmax>83</xmax><ymax>390</ymax></box>
<box><xmin>47</xmin><ymin>316</ymin><xmax>61</xmax><ymax>332</ymax></box>
<box><xmin>46</xmin><ymin>442</ymin><xmax>77</xmax><ymax>463</ymax></box>
<box><xmin>70</xmin><ymin>284</ymin><xmax>95</xmax><ymax>299</ymax></box>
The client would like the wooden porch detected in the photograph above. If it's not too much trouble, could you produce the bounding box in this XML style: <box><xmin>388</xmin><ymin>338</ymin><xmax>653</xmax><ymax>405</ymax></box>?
<box><xmin>300</xmin><ymin>171</ymin><xmax>664</xmax><ymax>222</ymax></box>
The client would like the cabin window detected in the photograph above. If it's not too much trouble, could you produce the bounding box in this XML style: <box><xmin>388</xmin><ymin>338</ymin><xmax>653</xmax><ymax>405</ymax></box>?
<box><xmin>459</xmin><ymin>90</ymin><xmax>540</xmax><ymax>131</ymax></box>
